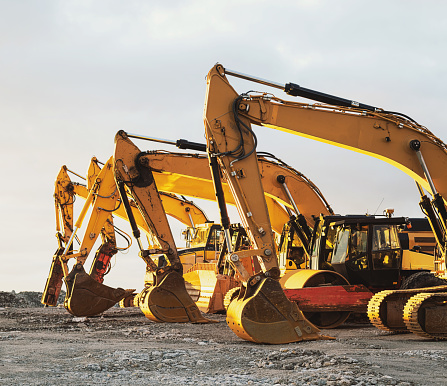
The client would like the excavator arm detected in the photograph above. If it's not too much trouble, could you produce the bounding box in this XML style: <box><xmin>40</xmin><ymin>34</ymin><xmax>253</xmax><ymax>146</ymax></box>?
<box><xmin>42</xmin><ymin>166</ymin><xmax>76</xmax><ymax>306</ymax></box>
<box><xmin>113</xmin><ymin>131</ymin><xmax>213</xmax><ymax>324</ymax></box>
<box><xmin>203</xmin><ymin>64</ymin><xmax>330</xmax><ymax>344</ymax></box>
<box><xmin>235</xmin><ymin>82</ymin><xmax>447</xmax><ymax>198</ymax></box>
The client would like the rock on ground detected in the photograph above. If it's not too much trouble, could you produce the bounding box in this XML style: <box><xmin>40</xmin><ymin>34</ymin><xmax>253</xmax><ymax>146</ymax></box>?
<box><xmin>0</xmin><ymin>301</ymin><xmax>446</xmax><ymax>385</ymax></box>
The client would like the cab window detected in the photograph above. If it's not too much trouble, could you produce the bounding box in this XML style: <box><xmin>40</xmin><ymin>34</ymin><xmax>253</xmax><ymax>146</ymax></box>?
<box><xmin>347</xmin><ymin>225</ymin><xmax>369</xmax><ymax>270</ymax></box>
<box><xmin>372</xmin><ymin>225</ymin><xmax>401</xmax><ymax>269</ymax></box>
<box><xmin>332</xmin><ymin>228</ymin><xmax>350</xmax><ymax>264</ymax></box>
<box><xmin>206</xmin><ymin>227</ymin><xmax>222</xmax><ymax>251</ymax></box>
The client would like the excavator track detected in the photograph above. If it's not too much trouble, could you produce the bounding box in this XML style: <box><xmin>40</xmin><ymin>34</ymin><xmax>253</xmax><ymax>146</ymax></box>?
<box><xmin>403</xmin><ymin>292</ymin><xmax>447</xmax><ymax>340</ymax></box>
<box><xmin>367</xmin><ymin>290</ymin><xmax>401</xmax><ymax>332</ymax></box>
<box><xmin>367</xmin><ymin>285</ymin><xmax>447</xmax><ymax>334</ymax></box>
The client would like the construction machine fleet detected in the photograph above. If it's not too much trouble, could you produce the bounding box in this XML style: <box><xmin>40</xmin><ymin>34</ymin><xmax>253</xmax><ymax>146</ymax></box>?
<box><xmin>44</xmin><ymin>62</ymin><xmax>447</xmax><ymax>344</ymax></box>
<box><xmin>44</xmin><ymin>138</ymin><xmax>343</xmax><ymax>321</ymax></box>
<box><xmin>43</xmin><ymin>157</ymin><xmax>218</xmax><ymax>320</ymax></box>
<box><xmin>112</xmin><ymin>132</ymin><xmax>340</xmax><ymax>336</ymax></box>
<box><xmin>118</xmin><ymin>133</ymin><xmax>441</xmax><ymax>330</ymax></box>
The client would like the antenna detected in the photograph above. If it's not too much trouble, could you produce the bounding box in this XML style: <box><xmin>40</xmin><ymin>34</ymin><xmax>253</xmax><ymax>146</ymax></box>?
<box><xmin>373</xmin><ymin>198</ymin><xmax>385</xmax><ymax>215</ymax></box>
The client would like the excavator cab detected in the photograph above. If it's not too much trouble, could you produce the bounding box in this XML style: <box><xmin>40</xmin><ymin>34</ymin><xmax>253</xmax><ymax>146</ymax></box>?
<box><xmin>183</xmin><ymin>222</ymin><xmax>222</xmax><ymax>249</ymax></box>
<box><xmin>179</xmin><ymin>222</ymin><xmax>223</xmax><ymax>271</ymax></box>
<box><xmin>310</xmin><ymin>216</ymin><xmax>405</xmax><ymax>289</ymax></box>
<box><xmin>278</xmin><ymin>221</ymin><xmax>308</xmax><ymax>270</ymax></box>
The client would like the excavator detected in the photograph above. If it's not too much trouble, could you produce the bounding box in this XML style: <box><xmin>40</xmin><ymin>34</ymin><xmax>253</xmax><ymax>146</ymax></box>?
<box><xmin>201</xmin><ymin>63</ymin><xmax>447</xmax><ymax>340</ymax></box>
<box><xmin>42</xmin><ymin>156</ymin><xmax>136</xmax><ymax>316</ymax></box>
<box><xmin>42</xmin><ymin>157</ymin><xmax>216</xmax><ymax>319</ymax></box>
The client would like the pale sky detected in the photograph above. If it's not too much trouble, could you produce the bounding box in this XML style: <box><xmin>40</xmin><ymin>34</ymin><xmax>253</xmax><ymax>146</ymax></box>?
<box><xmin>1</xmin><ymin>0</ymin><xmax>447</xmax><ymax>291</ymax></box>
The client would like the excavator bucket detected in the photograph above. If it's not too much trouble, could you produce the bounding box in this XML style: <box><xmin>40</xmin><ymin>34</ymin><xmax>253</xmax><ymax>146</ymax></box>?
<box><xmin>41</xmin><ymin>247</ymin><xmax>65</xmax><ymax>307</ymax></box>
<box><xmin>183</xmin><ymin>264</ymin><xmax>240</xmax><ymax>313</ymax></box>
<box><xmin>226</xmin><ymin>277</ymin><xmax>333</xmax><ymax>344</ymax></box>
<box><xmin>64</xmin><ymin>264</ymin><xmax>134</xmax><ymax>317</ymax></box>
<box><xmin>139</xmin><ymin>269</ymin><xmax>217</xmax><ymax>323</ymax></box>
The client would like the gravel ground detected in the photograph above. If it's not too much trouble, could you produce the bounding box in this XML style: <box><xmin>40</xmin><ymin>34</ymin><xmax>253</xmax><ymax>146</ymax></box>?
<box><xmin>0</xmin><ymin>293</ymin><xmax>446</xmax><ymax>385</ymax></box>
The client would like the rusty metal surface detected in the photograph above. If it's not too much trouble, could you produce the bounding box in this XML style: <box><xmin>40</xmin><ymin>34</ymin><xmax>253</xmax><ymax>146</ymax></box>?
<box><xmin>64</xmin><ymin>267</ymin><xmax>134</xmax><ymax>317</ymax></box>
<box><xmin>283</xmin><ymin>285</ymin><xmax>372</xmax><ymax>312</ymax></box>
<box><xmin>41</xmin><ymin>247</ymin><xmax>65</xmax><ymax>307</ymax></box>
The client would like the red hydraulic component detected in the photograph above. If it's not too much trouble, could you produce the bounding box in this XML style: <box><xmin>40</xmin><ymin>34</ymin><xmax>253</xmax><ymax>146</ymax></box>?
<box><xmin>284</xmin><ymin>285</ymin><xmax>373</xmax><ymax>313</ymax></box>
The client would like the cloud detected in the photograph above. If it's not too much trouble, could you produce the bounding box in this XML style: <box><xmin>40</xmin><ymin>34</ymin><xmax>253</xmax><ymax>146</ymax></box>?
<box><xmin>1</xmin><ymin>0</ymin><xmax>447</xmax><ymax>290</ymax></box>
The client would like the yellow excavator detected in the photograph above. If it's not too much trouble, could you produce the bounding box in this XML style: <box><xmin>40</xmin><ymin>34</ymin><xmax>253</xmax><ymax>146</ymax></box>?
<box><xmin>202</xmin><ymin>63</ymin><xmax>447</xmax><ymax>340</ymax></box>
<box><xmin>42</xmin><ymin>157</ymin><xmax>136</xmax><ymax>316</ymax></box>
<box><xmin>42</xmin><ymin>157</ymin><xmax>214</xmax><ymax>319</ymax></box>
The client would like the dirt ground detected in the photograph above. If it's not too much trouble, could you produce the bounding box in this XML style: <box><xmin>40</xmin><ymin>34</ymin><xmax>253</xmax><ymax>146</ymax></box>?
<box><xmin>1</xmin><ymin>293</ymin><xmax>446</xmax><ymax>386</ymax></box>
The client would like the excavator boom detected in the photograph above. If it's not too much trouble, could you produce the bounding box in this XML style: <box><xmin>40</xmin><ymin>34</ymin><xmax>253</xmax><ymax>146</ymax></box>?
<box><xmin>135</xmin><ymin>150</ymin><xmax>332</xmax><ymax>234</ymax></box>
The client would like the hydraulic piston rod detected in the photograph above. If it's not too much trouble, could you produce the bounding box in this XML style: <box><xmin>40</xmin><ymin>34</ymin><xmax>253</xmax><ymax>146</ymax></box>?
<box><xmin>410</xmin><ymin>140</ymin><xmax>438</xmax><ymax>196</ymax></box>
<box><xmin>276</xmin><ymin>175</ymin><xmax>301</xmax><ymax>216</ymax></box>
<box><xmin>224</xmin><ymin>66</ymin><xmax>379</xmax><ymax>111</ymax></box>
<box><xmin>124</xmin><ymin>132</ymin><xmax>207</xmax><ymax>152</ymax></box>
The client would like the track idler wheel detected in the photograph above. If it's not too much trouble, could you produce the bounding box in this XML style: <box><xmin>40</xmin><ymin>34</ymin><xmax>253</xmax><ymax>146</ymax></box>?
<box><xmin>64</xmin><ymin>264</ymin><xmax>135</xmax><ymax>317</ymax></box>
<box><xmin>226</xmin><ymin>275</ymin><xmax>333</xmax><ymax>344</ymax></box>
<box><xmin>139</xmin><ymin>267</ymin><xmax>217</xmax><ymax>323</ymax></box>
<box><xmin>403</xmin><ymin>292</ymin><xmax>447</xmax><ymax>339</ymax></box>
